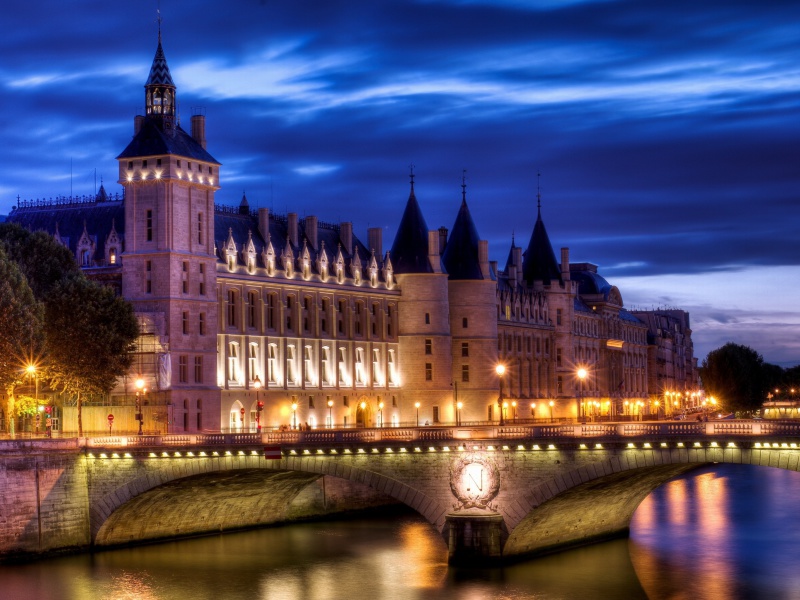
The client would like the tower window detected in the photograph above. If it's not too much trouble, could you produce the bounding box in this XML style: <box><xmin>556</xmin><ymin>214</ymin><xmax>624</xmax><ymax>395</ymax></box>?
<box><xmin>425</xmin><ymin>363</ymin><xmax>432</xmax><ymax>381</ymax></box>
<box><xmin>425</xmin><ymin>339</ymin><xmax>432</xmax><ymax>355</ymax></box>
<box><xmin>462</xmin><ymin>317</ymin><xmax>468</xmax><ymax>328</ymax></box>
<box><xmin>425</xmin><ymin>313</ymin><xmax>430</xmax><ymax>325</ymax></box>
<box><xmin>146</xmin><ymin>210</ymin><xmax>153</xmax><ymax>242</ymax></box>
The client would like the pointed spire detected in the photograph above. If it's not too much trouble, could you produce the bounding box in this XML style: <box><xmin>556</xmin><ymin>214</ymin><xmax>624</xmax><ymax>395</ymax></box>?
<box><xmin>239</xmin><ymin>191</ymin><xmax>250</xmax><ymax>215</ymax></box>
<box><xmin>441</xmin><ymin>180</ymin><xmax>484</xmax><ymax>280</ymax></box>
<box><xmin>409</xmin><ymin>164</ymin><xmax>416</xmax><ymax>197</ymax></box>
<box><xmin>461</xmin><ymin>169</ymin><xmax>467</xmax><ymax>204</ymax></box>
<box><xmin>144</xmin><ymin>16</ymin><xmax>176</xmax><ymax>130</ymax></box>
<box><xmin>522</xmin><ymin>177</ymin><xmax>562</xmax><ymax>285</ymax></box>
<box><xmin>390</xmin><ymin>168</ymin><xmax>433</xmax><ymax>274</ymax></box>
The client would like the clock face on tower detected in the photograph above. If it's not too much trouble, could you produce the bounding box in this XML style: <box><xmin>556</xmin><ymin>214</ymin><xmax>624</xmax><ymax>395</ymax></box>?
<box><xmin>449</xmin><ymin>455</ymin><xmax>500</xmax><ymax>510</ymax></box>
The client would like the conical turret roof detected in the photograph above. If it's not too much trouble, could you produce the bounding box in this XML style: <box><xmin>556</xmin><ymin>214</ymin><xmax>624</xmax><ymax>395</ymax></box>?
<box><xmin>389</xmin><ymin>178</ymin><xmax>434</xmax><ymax>274</ymax></box>
<box><xmin>442</xmin><ymin>197</ymin><xmax>484</xmax><ymax>280</ymax></box>
<box><xmin>146</xmin><ymin>38</ymin><xmax>175</xmax><ymax>88</ymax></box>
<box><xmin>522</xmin><ymin>206</ymin><xmax>562</xmax><ymax>285</ymax></box>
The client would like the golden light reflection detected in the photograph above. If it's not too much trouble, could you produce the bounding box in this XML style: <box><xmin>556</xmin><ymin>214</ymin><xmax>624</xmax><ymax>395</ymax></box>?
<box><xmin>398</xmin><ymin>522</ymin><xmax>449</xmax><ymax>589</ymax></box>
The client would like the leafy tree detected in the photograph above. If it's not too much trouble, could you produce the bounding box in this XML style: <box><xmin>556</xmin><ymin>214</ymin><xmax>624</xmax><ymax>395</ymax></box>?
<box><xmin>44</xmin><ymin>274</ymin><xmax>139</xmax><ymax>436</ymax></box>
<box><xmin>700</xmin><ymin>343</ymin><xmax>768</xmax><ymax>414</ymax></box>
<box><xmin>0</xmin><ymin>222</ymin><xmax>80</xmax><ymax>299</ymax></box>
<box><xmin>0</xmin><ymin>247</ymin><xmax>45</xmax><ymax>434</ymax></box>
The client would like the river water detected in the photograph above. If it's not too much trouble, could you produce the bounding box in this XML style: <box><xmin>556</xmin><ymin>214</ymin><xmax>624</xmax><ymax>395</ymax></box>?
<box><xmin>1</xmin><ymin>463</ymin><xmax>799</xmax><ymax>600</ymax></box>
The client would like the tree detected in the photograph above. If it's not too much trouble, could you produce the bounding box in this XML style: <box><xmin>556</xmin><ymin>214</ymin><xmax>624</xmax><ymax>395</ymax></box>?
<box><xmin>700</xmin><ymin>343</ymin><xmax>769</xmax><ymax>414</ymax></box>
<box><xmin>0</xmin><ymin>247</ymin><xmax>44</xmax><ymax>434</ymax></box>
<box><xmin>44</xmin><ymin>274</ymin><xmax>139</xmax><ymax>436</ymax></box>
<box><xmin>0</xmin><ymin>223</ymin><xmax>80</xmax><ymax>299</ymax></box>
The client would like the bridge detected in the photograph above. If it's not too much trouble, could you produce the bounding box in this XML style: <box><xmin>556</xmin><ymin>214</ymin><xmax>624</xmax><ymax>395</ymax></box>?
<box><xmin>1</xmin><ymin>419</ymin><xmax>799</xmax><ymax>565</ymax></box>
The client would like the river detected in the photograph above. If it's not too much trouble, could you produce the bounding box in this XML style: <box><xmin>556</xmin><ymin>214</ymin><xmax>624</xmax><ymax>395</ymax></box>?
<box><xmin>1</xmin><ymin>463</ymin><xmax>798</xmax><ymax>600</ymax></box>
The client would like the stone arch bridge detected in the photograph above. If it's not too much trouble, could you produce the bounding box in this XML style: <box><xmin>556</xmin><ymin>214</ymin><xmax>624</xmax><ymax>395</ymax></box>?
<box><xmin>2</xmin><ymin>419</ymin><xmax>799</xmax><ymax>564</ymax></box>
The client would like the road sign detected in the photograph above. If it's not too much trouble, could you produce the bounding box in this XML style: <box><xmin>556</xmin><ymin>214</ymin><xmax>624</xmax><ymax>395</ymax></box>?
<box><xmin>263</xmin><ymin>446</ymin><xmax>282</xmax><ymax>460</ymax></box>
<box><xmin>107</xmin><ymin>414</ymin><xmax>114</xmax><ymax>422</ymax></box>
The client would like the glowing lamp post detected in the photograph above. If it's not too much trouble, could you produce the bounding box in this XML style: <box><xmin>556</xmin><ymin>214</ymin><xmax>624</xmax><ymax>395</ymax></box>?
<box><xmin>327</xmin><ymin>398</ymin><xmax>334</xmax><ymax>429</ymax></box>
<box><xmin>253</xmin><ymin>376</ymin><xmax>263</xmax><ymax>433</ymax></box>
<box><xmin>511</xmin><ymin>400</ymin><xmax>517</xmax><ymax>422</ymax></box>
<box><xmin>577</xmin><ymin>367</ymin><xmax>587</xmax><ymax>421</ymax></box>
<box><xmin>378</xmin><ymin>400</ymin><xmax>384</xmax><ymax>428</ymax></box>
<box><xmin>291</xmin><ymin>400</ymin><xmax>298</xmax><ymax>430</ymax></box>
<box><xmin>530</xmin><ymin>402</ymin><xmax>536</xmax><ymax>419</ymax></box>
<box><xmin>456</xmin><ymin>401</ymin><xmax>463</xmax><ymax>426</ymax></box>
<box><xmin>496</xmin><ymin>364</ymin><xmax>506</xmax><ymax>425</ymax></box>
<box><xmin>135</xmin><ymin>377</ymin><xmax>145</xmax><ymax>436</ymax></box>
<box><xmin>415</xmin><ymin>402</ymin><xmax>421</xmax><ymax>427</ymax></box>
<box><xmin>549</xmin><ymin>400</ymin><xmax>555</xmax><ymax>423</ymax></box>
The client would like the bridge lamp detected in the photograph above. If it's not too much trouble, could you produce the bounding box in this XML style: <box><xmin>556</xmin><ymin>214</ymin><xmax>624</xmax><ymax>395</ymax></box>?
<box><xmin>495</xmin><ymin>364</ymin><xmax>506</xmax><ymax>425</ymax></box>
<box><xmin>135</xmin><ymin>377</ymin><xmax>145</xmax><ymax>436</ymax></box>
<box><xmin>530</xmin><ymin>402</ymin><xmax>536</xmax><ymax>418</ymax></box>
<box><xmin>327</xmin><ymin>398</ymin><xmax>334</xmax><ymax>429</ymax></box>
<box><xmin>378</xmin><ymin>400</ymin><xmax>384</xmax><ymax>428</ymax></box>
<box><xmin>549</xmin><ymin>400</ymin><xmax>555</xmax><ymax>423</ymax></box>
<box><xmin>415</xmin><ymin>402</ymin><xmax>421</xmax><ymax>427</ymax></box>
<box><xmin>511</xmin><ymin>400</ymin><xmax>517</xmax><ymax>422</ymax></box>
<box><xmin>291</xmin><ymin>401</ymin><xmax>298</xmax><ymax>430</ymax></box>
<box><xmin>253</xmin><ymin>376</ymin><xmax>263</xmax><ymax>433</ymax></box>
<box><xmin>577</xmin><ymin>367</ymin><xmax>587</xmax><ymax>421</ymax></box>
<box><xmin>456</xmin><ymin>401</ymin><xmax>463</xmax><ymax>426</ymax></box>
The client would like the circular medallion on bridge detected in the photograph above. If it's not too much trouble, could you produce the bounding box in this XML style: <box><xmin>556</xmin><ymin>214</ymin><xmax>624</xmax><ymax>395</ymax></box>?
<box><xmin>449</xmin><ymin>454</ymin><xmax>500</xmax><ymax>511</ymax></box>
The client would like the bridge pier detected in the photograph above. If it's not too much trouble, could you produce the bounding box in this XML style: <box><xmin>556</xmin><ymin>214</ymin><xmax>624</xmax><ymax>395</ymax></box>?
<box><xmin>445</xmin><ymin>510</ymin><xmax>505</xmax><ymax>565</ymax></box>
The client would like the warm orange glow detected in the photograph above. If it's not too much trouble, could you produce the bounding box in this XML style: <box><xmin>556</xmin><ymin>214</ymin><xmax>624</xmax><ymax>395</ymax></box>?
<box><xmin>577</xmin><ymin>367</ymin><xmax>587</xmax><ymax>379</ymax></box>
<box><xmin>135</xmin><ymin>378</ymin><xmax>145</xmax><ymax>390</ymax></box>
<box><xmin>495</xmin><ymin>364</ymin><xmax>505</xmax><ymax>376</ymax></box>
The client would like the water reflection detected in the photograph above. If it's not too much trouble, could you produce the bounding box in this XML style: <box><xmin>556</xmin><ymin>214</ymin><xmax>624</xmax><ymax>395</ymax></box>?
<box><xmin>631</xmin><ymin>463</ymin><xmax>800</xmax><ymax>600</ymax></box>
<box><xmin>2</xmin><ymin>464</ymin><xmax>800</xmax><ymax>599</ymax></box>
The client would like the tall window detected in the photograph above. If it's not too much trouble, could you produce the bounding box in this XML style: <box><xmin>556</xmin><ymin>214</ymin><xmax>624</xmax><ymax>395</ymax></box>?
<box><xmin>425</xmin><ymin>339</ymin><xmax>432</xmax><ymax>355</ymax></box>
<box><xmin>462</xmin><ymin>364</ymin><xmax>469</xmax><ymax>382</ymax></box>
<box><xmin>461</xmin><ymin>342</ymin><xmax>469</xmax><ymax>357</ymax></box>
<box><xmin>228</xmin><ymin>343</ymin><xmax>240</xmax><ymax>382</ymax></box>
<box><xmin>145</xmin><ymin>261</ymin><xmax>152</xmax><ymax>294</ymax></box>
<box><xmin>268</xmin><ymin>344</ymin><xmax>278</xmax><ymax>384</ymax></box>
<box><xmin>194</xmin><ymin>356</ymin><xmax>203</xmax><ymax>383</ymax></box>
<box><xmin>355</xmin><ymin>348</ymin><xmax>365</xmax><ymax>384</ymax></box>
<box><xmin>304</xmin><ymin>346</ymin><xmax>314</xmax><ymax>384</ymax></box>
<box><xmin>425</xmin><ymin>363</ymin><xmax>432</xmax><ymax>381</ymax></box>
<box><xmin>199</xmin><ymin>264</ymin><xmax>205</xmax><ymax>296</ymax></box>
<box><xmin>182</xmin><ymin>261</ymin><xmax>188</xmax><ymax>294</ymax></box>
<box><xmin>388</xmin><ymin>349</ymin><xmax>397</xmax><ymax>386</ymax></box>
<box><xmin>321</xmin><ymin>298</ymin><xmax>329</xmax><ymax>334</ymax></box>
<box><xmin>247</xmin><ymin>291</ymin><xmax>258</xmax><ymax>329</ymax></box>
<box><xmin>179</xmin><ymin>355</ymin><xmax>188</xmax><ymax>383</ymax></box>
<box><xmin>339</xmin><ymin>347</ymin><xmax>348</xmax><ymax>384</ymax></box>
<box><xmin>199</xmin><ymin>313</ymin><xmax>205</xmax><ymax>335</ymax></box>
<box><xmin>286</xmin><ymin>296</ymin><xmax>294</xmax><ymax>331</ymax></box>
<box><xmin>227</xmin><ymin>290</ymin><xmax>238</xmax><ymax>328</ymax></box>
<box><xmin>321</xmin><ymin>346</ymin><xmax>331</xmax><ymax>385</ymax></box>
<box><xmin>372</xmin><ymin>348</ymin><xmax>380</xmax><ymax>385</ymax></box>
<box><xmin>286</xmin><ymin>345</ymin><xmax>296</xmax><ymax>384</ymax></box>
<box><xmin>182</xmin><ymin>311</ymin><xmax>188</xmax><ymax>335</ymax></box>
<box><xmin>146</xmin><ymin>209</ymin><xmax>153</xmax><ymax>242</ymax></box>
<box><xmin>197</xmin><ymin>212</ymin><xmax>203</xmax><ymax>245</ymax></box>
<box><xmin>267</xmin><ymin>294</ymin><xmax>277</xmax><ymax>330</ymax></box>
<box><xmin>248</xmin><ymin>343</ymin><xmax>258</xmax><ymax>382</ymax></box>
<box><xmin>557</xmin><ymin>308</ymin><xmax>563</xmax><ymax>326</ymax></box>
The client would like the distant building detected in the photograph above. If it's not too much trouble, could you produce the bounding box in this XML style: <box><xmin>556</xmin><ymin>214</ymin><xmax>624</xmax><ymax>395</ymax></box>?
<box><xmin>7</xmin><ymin>34</ymin><xmax>699</xmax><ymax>433</ymax></box>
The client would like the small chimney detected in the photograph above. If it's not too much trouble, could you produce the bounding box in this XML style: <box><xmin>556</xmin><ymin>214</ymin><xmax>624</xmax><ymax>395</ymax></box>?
<box><xmin>339</xmin><ymin>222</ymin><xmax>353</xmax><ymax>255</ymax></box>
<box><xmin>134</xmin><ymin>115</ymin><xmax>145</xmax><ymax>136</ymax></box>
<box><xmin>438</xmin><ymin>226</ymin><xmax>448</xmax><ymax>255</ymax></box>
<box><xmin>478</xmin><ymin>240</ymin><xmax>490</xmax><ymax>279</ymax></box>
<box><xmin>368</xmin><ymin>227</ymin><xmax>383</xmax><ymax>259</ymax></box>
<box><xmin>561</xmin><ymin>247</ymin><xmax>570</xmax><ymax>281</ymax></box>
<box><xmin>288</xmin><ymin>213</ymin><xmax>299</xmax><ymax>248</ymax></box>
<box><xmin>428</xmin><ymin>230</ymin><xmax>441</xmax><ymax>273</ymax></box>
<box><xmin>258</xmin><ymin>208</ymin><xmax>270</xmax><ymax>242</ymax></box>
<box><xmin>305</xmin><ymin>216</ymin><xmax>318</xmax><ymax>250</ymax></box>
<box><xmin>191</xmin><ymin>115</ymin><xmax>207</xmax><ymax>149</ymax></box>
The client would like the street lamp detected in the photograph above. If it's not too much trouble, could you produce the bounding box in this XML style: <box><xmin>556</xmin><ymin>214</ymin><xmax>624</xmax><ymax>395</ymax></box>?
<box><xmin>549</xmin><ymin>400</ymin><xmax>555</xmax><ymax>423</ymax></box>
<box><xmin>378</xmin><ymin>400</ymin><xmax>384</xmax><ymax>428</ymax></box>
<box><xmin>496</xmin><ymin>364</ymin><xmax>506</xmax><ymax>425</ymax></box>
<box><xmin>530</xmin><ymin>402</ymin><xmax>536</xmax><ymax>420</ymax></box>
<box><xmin>415</xmin><ymin>401</ymin><xmax>420</xmax><ymax>427</ymax></box>
<box><xmin>327</xmin><ymin>398</ymin><xmax>334</xmax><ymax>428</ymax></box>
<box><xmin>135</xmin><ymin>377</ymin><xmax>145</xmax><ymax>435</ymax></box>
<box><xmin>511</xmin><ymin>400</ymin><xmax>517</xmax><ymax>422</ymax></box>
<box><xmin>456</xmin><ymin>401</ymin><xmax>463</xmax><ymax>426</ymax></box>
<box><xmin>253</xmin><ymin>376</ymin><xmax>263</xmax><ymax>433</ymax></box>
<box><xmin>577</xmin><ymin>367</ymin><xmax>587</xmax><ymax>421</ymax></box>
<box><xmin>291</xmin><ymin>400</ymin><xmax>298</xmax><ymax>430</ymax></box>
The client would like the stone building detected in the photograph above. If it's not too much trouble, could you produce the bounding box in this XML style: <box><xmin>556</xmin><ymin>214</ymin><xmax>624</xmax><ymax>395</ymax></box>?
<box><xmin>7</xmin><ymin>35</ymin><xmax>698</xmax><ymax>433</ymax></box>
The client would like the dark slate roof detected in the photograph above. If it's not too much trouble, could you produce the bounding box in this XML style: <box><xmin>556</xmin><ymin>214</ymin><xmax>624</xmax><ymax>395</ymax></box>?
<box><xmin>522</xmin><ymin>208</ymin><xmax>561</xmax><ymax>285</ymax></box>
<box><xmin>214</xmin><ymin>209</ymin><xmax>373</xmax><ymax>274</ymax></box>
<box><xmin>619</xmin><ymin>308</ymin><xmax>644</xmax><ymax>324</ymax></box>
<box><xmin>571</xmin><ymin>269</ymin><xmax>613</xmax><ymax>298</ymax></box>
<box><xmin>389</xmin><ymin>184</ymin><xmax>434</xmax><ymax>274</ymax></box>
<box><xmin>574</xmin><ymin>296</ymin><xmax>595</xmax><ymax>314</ymax></box>
<box><xmin>441</xmin><ymin>198</ymin><xmax>486</xmax><ymax>280</ymax></box>
<box><xmin>117</xmin><ymin>119</ymin><xmax>219</xmax><ymax>164</ymax></box>
<box><xmin>6</xmin><ymin>197</ymin><xmax>124</xmax><ymax>263</ymax></box>
<box><xmin>145</xmin><ymin>40</ymin><xmax>175</xmax><ymax>87</ymax></box>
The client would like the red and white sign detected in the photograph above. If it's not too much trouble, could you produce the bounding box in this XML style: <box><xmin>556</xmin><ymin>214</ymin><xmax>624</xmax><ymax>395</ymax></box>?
<box><xmin>107</xmin><ymin>414</ymin><xmax>115</xmax><ymax>422</ymax></box>
<box><xmin>263</xmin><ymin>446</ymin><xmax>282</xmax><ymax>460</ymax></box>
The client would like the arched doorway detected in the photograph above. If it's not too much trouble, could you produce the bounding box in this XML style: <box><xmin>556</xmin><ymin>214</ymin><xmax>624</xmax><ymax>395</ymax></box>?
<box><xmin>355</xmin><ymin>396</ymin><xmax>372</xmax><ymax>427</ymax></box>
<box><xmin>230</xmin><ymin>400</ymin><xmax>244</xmax><ymax>432</ymax></box>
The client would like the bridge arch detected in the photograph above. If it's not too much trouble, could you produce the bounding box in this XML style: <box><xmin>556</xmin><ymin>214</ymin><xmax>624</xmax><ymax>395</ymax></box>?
<box><xmin>502</xmin><ymin>444</ymin><xmax>800</xmax><ymax>559</ymax></box>
<box><xmin>90</xmin><ymin>454</ymin><xmax>447</xmax><ymax>546</ymax></box>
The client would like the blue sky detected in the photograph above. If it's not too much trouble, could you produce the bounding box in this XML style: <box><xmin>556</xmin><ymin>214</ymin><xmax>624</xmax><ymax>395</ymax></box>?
<box><xmin>2</xmin><ymin>1</ymin><xmax>798</xmax><ymax>366</ymax></box>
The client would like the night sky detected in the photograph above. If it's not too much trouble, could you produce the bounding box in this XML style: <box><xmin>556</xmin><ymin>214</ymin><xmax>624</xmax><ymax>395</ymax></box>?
<box><xmin>2</xmin><ymin>1</ymin><xmax>798</xmax><ymax>366</ymax></box>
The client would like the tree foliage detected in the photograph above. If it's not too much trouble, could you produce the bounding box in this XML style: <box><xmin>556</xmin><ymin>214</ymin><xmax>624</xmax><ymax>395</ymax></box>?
<box><xmin>0</xmin><ymin>223</ymin><xmax>80</xmax><ymax>299</ymax></box>
<box><xmin>700</xmin><ymin>343</ymin><xmax>769</xmax><ymax>413</ymax></box>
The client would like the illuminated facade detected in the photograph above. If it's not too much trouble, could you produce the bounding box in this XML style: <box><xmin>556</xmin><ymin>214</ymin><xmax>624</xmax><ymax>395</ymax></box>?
<box><xmin>7</xmin><ymin>35</ymin><xmax>698</xmax><ymax>432</ymax></box>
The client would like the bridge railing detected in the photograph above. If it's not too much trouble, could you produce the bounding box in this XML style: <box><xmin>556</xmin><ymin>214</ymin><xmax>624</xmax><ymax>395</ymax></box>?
<box><xmin>6</xmin><ymin>420</ymin><xmax>800</xmax><ymax>452</ymax></box>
